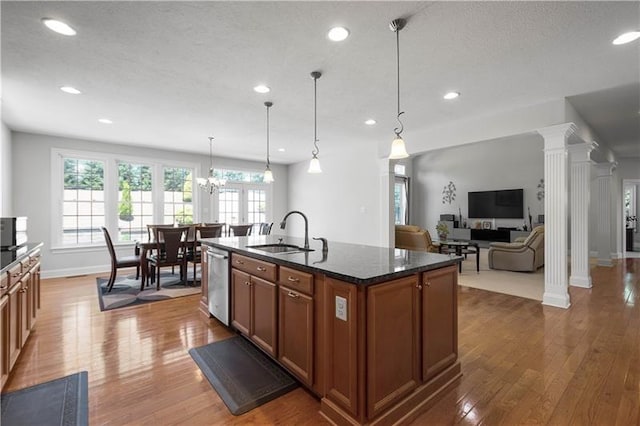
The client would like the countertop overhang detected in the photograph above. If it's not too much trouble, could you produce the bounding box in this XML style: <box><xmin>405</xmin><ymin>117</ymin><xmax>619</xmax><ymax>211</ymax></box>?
<box><xmin>200</xmin><ymin>235</ymin><xmax>461</xmax><ymax>285</ymax></box>
<box><xmin>1</xmin><ymin>243</ymin><xmax>44</xmax><ymax>273</ymax></box>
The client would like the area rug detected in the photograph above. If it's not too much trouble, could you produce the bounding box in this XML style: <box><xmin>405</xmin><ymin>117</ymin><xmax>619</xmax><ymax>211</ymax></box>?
<box><xmin>96</xmin><ymin>271</ymin><xmax>201</xmax><ymax>311</ymax></box>
<box><xmin>189</xmin><ymin>336</ymin><xmax>298</xmax><ymax>415</ymax></box>
<box><xmin>1</xmin><ymin>371</ymin><xmax>88</xmax><ymax>426</ymax></box>
<box><xmin>457</xmin><ymin>249</ymin><xmax>544</xmax><ymax>301</ymax></box>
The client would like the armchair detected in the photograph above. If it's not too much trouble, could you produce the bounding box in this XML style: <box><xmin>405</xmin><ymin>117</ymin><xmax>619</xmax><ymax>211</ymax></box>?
<box><xmin>488</xmin><ymin>225</ymin><xmax>544</xmax><ymax>272</ymax></box>
<box><xmin>395</xmin><ymin>225</ymin><xmax>439</xmax><ymax>253</ymax></box>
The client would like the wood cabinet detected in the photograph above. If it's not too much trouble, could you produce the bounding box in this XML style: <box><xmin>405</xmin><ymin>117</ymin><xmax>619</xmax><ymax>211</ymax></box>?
<box><xmin>231</xmin><ymin>257</ymin><xmax>278</xmax><ymax>357</ymax></box>
<box><xmin>366</xmin><ymin>275</ymin><xmax>421</xmax><ymax>418</ymax></box>
<box><xmin>278</xmin><ymin>285</ymin><xmax>313</xmax><ymax>386</ymax></box>
<box><xmin>1</xmin><ymin>247</ymin><xmax>42</xmax><ymax>391</ymax></box>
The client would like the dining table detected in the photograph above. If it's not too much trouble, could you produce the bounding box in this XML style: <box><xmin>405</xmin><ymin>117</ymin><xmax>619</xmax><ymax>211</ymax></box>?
<box><xmin>137</xmin><ymin>238</ymin><xmax>198</xmax><ymax>291</ymax></box>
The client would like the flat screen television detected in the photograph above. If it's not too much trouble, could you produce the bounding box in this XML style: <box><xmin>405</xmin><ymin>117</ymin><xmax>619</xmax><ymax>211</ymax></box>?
<box><xmin>468</xmin><ymin>189</ymin><xmax>523</xmax><ymax>219</ymax></box>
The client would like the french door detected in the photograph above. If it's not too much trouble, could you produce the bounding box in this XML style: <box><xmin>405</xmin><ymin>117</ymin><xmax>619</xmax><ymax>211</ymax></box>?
<box><xmin>217</xmin><ymin>183</ymin><xmax>271</xmax><ymax>226</ymax></box>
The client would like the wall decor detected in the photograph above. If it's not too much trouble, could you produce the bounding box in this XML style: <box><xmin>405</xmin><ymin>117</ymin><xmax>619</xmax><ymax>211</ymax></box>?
<box><xmin>442</xmin><ymin>181</ymin><xmax>456</xmax><ymax>204</ymax></box>
<box><xmin>537</xmin><ymin>178</ymin><xmax>545</xmax><ymax>201</ymax></box>
<box><xmin>482</xmin><ymin>220</ymin><xmax>492</xmax><ymax>230</ymax></box>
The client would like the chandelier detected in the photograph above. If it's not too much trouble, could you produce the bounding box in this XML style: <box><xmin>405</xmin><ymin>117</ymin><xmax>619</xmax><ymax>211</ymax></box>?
<box><xmin>197</xmin><ymin>136</ymin><xmax>226</xmax><ymax>194</ymax></box>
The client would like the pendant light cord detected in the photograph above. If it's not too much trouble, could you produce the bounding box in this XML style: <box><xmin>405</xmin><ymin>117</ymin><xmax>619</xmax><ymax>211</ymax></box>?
<box><xmin>266</xmin><ymin>104</ymin><xmax>271</xmax><ymax>168</ymax></box>
<box><xmin>312</xmin><ymin>75</ymin><xmax>319</xmax><ymax>158</ymax></box>
<box><xmin>394</xmin><ymin>26</ymin><xmax>405</xmax><ymax>138</ymax></box>
<box><xmin>208</xmin><ymin>137</ymin><xmax>214</xmax><ymax>175</ymax></box>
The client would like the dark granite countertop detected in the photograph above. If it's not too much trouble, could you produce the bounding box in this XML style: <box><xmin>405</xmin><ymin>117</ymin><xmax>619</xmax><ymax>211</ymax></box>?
<box><xmin>1</xmin><ymin>243</ymin><xmax>44</xmax><ymax>274</ymax></box>
<box><xmin>200</xmin><ymin>235</ymin><xmax>461</xmax><ymax>285</ymax></box>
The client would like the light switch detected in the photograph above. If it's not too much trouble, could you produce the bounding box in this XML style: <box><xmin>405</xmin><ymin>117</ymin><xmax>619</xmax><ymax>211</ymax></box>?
<box><xmin>335</xmin><ymin>296</ymin><xmax>347</xmax><ymax>321</ymax></box>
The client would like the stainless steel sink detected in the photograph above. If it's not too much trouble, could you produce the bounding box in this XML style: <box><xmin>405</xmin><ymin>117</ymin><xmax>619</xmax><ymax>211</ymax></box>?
<box><xmin>247</xmin><ymin>243</ymin><xmax>314</xmax><ymax>254</ymax></box>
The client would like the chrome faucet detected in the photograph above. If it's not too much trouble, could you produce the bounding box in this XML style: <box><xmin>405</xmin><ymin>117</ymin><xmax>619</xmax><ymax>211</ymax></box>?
<box><xmin>280</xmin><ymin>210</ymin><xmax>310</xmax><ymax>250</ymax></box>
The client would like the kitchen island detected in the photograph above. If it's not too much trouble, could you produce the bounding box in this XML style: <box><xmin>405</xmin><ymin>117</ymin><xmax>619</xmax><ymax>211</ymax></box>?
<box><xmin>200</xmin><ymin>235</ymin><xmax>462</xmax><ymax>425</ymax></box>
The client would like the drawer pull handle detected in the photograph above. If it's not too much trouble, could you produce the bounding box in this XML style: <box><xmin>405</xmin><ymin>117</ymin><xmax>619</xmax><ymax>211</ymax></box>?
<box><xmin>287</xmin><ymin>291</ymin><xmax>299</xmax><ymax>299</ymax></box>
<box><xmin>426</xmin><ymin>281</ymin><xmax>431</xmax><ymax>287</ymax></box>
<box><xmin>244</xmin><ymin>281</ymin><xmax>250</xmax><ymax>286</ymax></box>
<box><xmin>416</xmin><ymin>284</ymin><xmax>423</xmax><ymax>290</ymax></box>
<box><xmin>287</xmin><ymin>276</ymin><xmax>300</xmax><ymax>282</ymax></box>
<box><xmin>0</xmin><ymin>285</ymin><xmax>7</xmax><ymax>290</ymax></box>
<box><xmin>235</xmin><ymin>260</ymin><xmax>244</xmax><ymax>265</ymax></box>
<box><xmin>256</xmin><ymin>267</ymin><xmax>267</xmax><ymax>272</ymax></box>
<box><xmin>12</xmin><ymin>272</ymin><xmax>20</xmax><ymax>278</ymax></box>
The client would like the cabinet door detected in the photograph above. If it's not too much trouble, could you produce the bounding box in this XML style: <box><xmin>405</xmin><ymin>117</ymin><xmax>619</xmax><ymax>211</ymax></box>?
<box><xmin>7</xmin><ymin>283</ymin><xmax>21</xmax><ymax>370</ymax></box>
<box><xmin>250</xmin><ymin>276</ymin><xmax>277</xmax><ymax>357</ymax></box>
<box><xmin>278</xmin><ymin>286</ymin><xmax>313</xmax><ymax>386</ymax></box>
<box><xmin>422</xmin><ymin>266</ymin><xmax>458</xmax><ymax>382</ymax></box>
<box><xmin>231</xmin><ymin>269</ymin><xmax>251</xmax><ymax>336</ymax></box>
<box><xmin>28</xmin><ymin>266</ymin><xmax>39</xmax><ymax>329</ymax></box>
<box><xmin>200</xmin><ymin>247</ymin><xmax>209</xmax><ymax>315</ymax></box>
<box><xmin>0</xmin><ymin>295</ymin><xmax>8</xmax><ymax>390</ymax></box>
<box><xmin>19</xmin><ymin>273</ymin><xmax>31</xmax><ymax>348</ymax></box>
<box><xmin>366</xmin><ymin>275</ymin><xmax>420</xmax><ymax>418</ymax></box>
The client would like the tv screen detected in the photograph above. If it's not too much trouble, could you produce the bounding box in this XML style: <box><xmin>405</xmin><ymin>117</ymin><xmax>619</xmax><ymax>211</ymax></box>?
<box><xmin>468</xmin><ymin>189</ymin><xmax>523</xmax><ymax>219</ymax></box>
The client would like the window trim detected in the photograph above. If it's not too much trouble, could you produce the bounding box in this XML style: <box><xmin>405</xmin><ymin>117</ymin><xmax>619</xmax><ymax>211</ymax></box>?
<box><xmin>51</xmin><ymin>148</ymin><xmax>200</xmax><ymax>250</ymax></box>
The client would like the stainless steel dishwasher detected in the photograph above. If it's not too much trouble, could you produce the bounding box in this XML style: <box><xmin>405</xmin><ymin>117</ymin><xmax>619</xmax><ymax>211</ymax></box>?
<box><xmin>207</xmin><ymin>246</ymin><xmax>230</xmax><ymax>326</ymax></box>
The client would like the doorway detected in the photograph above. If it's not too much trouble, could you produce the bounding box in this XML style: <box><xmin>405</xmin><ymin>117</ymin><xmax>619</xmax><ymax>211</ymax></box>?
<box><xmin>623</xmin><ymin>179</ymin><xmax>639</xmax><ymax>257</ymax></box>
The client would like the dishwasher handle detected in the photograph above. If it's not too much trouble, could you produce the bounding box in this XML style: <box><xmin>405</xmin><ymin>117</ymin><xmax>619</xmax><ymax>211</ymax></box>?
<box><xmin>209</xmin><ymin>252</ymin><xmax>228</xmax><ymax>260</ymax></box>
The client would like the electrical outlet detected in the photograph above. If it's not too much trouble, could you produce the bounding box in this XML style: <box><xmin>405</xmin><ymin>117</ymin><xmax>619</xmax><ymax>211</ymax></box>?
<box><xmin>335</xmin><ymin>296</ymin><xmax>347</xmax><ymax>321</ymax></box>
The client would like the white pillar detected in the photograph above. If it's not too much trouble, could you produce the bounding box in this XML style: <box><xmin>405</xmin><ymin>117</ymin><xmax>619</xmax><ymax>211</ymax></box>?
<box><xmin>380</xmin><ymin>158</ymin><xmax>394</xmax><ymax>248</ymax></box>
<box><xmin>595</xmin><ymin>162</ymin><xmax>617</xmax><ymax>266</ymax></box>
<box><xmin>568</xmin><ymin>143</ymin><xmax>594</xmax><ymax>288</ymax></box>
<box><xmin>537</xmin><ymin>123</ymin><xmax>575</xmax><ymax>309</ymax></box>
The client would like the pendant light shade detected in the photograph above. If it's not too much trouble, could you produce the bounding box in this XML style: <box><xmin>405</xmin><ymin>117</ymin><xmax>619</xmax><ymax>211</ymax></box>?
<box><xmin>308</xmin><ymin>71</ymin><xmax>323</xmax><ymax>174</ymax></box>
<box><xmin>263</xmin><ymin>101</ymin><xmax>274</xmax><ymax>183</ymax></box>
<box><xmin>388</xmin><ymin>18</ymin><xmax>409</xmax><ymax>159</ymax></box>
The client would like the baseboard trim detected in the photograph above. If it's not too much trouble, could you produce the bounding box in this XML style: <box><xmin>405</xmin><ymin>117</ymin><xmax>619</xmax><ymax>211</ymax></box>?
<box><xmin>41</xmin><ymin>264</ymin><xmax>111</xmax><ymax>279</ymax></box>
<box><xmin>542</xmin><ymin>291</ymin><xmax>571</xmax><ymax>309</ymax></box>
<box><xmin>569</xmin><ymin>275</ymin><xmax>592</xmax><ymax>288</ymax></box>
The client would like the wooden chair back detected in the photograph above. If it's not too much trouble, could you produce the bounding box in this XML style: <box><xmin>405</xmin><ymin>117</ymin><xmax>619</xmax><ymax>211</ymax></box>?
<box><xmin>228</xmin><ymin>224</ymin><xmax>252</xmax><ymax>237</ymax></box>
<box><xmin>101</xmin><ymin>226</ymin><xmax>117</xmax><ymax>266</ymax></box>
<box><xmin>196</xmin><ymin>224</ymin><xmax>224</xmax><ymax>239</ymax></box>
<box><xmin>155</xmin><ymin>227</ymin><xmax>189</xmax><ymax>263</ymax></box>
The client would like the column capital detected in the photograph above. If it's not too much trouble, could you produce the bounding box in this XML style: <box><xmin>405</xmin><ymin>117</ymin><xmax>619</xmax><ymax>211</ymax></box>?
<box><xmin>595</xmin><ymin>161</ymin><xmax>617</xmax><ymax>177</ymax></box>
<box><xmin>568</xmin><ymin>141</ymin><xmax>597</xmax><ymax>163</ymax></box>
<box><xmin>537</xmin><ymin>123</ymin><xmax>578</xmax><ymax>149</ymax></box>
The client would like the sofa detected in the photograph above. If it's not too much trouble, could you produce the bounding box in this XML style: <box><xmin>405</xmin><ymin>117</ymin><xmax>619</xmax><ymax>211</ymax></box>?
<box><xmin>395</xmin><ymin>225</ymin><xmax>439</xmax><ymax>253</ymax></box>
<box><xmin>488</xmin><ymin>225</ymin><xmax>544</xmax><ymax>272</ymax></box>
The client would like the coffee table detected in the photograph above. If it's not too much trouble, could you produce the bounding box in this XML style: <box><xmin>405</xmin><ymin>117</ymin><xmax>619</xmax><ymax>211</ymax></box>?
<box><xmin>437</xmin><ymin>240</ymin><xmax>480</xmax><ymax>273</ymax></box>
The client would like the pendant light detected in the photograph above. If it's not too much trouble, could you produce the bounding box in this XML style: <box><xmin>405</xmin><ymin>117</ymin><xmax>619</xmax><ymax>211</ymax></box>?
<box><xmin>263</xmin><ymin>101</ymin><xmax>274</xmax><ymax>183</ymax></box>
<box><xmin>308</xmin><ymin>71</ymin><xmax>322</xmax><ymax>174</ymax></box>
<box><xmin>388</xmin><ymin>18</ymin><xmax>409</xmax><ymax>159</ymax></box>
<box><xmin>197</xmin><ymin>137</ymin><xmax>226</xmax><ymax>194</ymax></box>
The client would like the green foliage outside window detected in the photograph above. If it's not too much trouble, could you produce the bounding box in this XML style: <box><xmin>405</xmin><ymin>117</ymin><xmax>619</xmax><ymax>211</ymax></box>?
<box><xmin>118</xmin><ymin>181</ymin><xmax>134</xmax><ymax>221</ymax></box>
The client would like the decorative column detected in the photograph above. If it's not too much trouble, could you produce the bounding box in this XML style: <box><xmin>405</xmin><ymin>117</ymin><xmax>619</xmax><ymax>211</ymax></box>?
<box><xmin>537</xmin><ymin>123</ymin><xmax>576</xmax><ymax>309</ymax></box>
<box><xmin>568</xmin><ymin>143</ymin><xmax>595</xmax><ymax>288</ymax></box>
<box><xmin>595</xmin><ymin>162</ymin><xmax>617</xmax><ymax>266</ymax></box>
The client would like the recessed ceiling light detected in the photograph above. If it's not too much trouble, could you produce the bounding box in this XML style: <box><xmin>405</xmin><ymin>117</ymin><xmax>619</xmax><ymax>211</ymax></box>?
<box><xmin>278</xmin><ymin>148</ymin><xmax>285</xmax><ymax>152</ymax></box>
<box><xmin>253</xmin><ymin>85</ymin><xmax>270</xmax><ymax>93</ymax></box>
<box><xmin>42</xmin><ymin>18</ymin><xmax>76</xmax><ymax>36</ymax></box>
<box><xmin>98</xmin><ymin>118</ymin><xmax>113</xmax><ymax>124</ymax></box>
<box><xmin>60</xmin><ymin>86</ymin><xmax>81</xmax><ymax>95</ymax></box>
<box><xmin>328</xmin><ymin>27</ymin><xmax>350</xmax><ymax>42</ymax></box>
<box><xmin>613</xmin><ymin>31</ymin><xmax>640</xmax><ymax>45</ymax></box>
<box><xmin>365</xmin><ymin>119</ymin><xmax>377</xmax><ymax>125</ymax></box>
<box><xmin>443</xmin><ymin>91</ymin><xmax>460</xmax><ymax>100</ymax></box>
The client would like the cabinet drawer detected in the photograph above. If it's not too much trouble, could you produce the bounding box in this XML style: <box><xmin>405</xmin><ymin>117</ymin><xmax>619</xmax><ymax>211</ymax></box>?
<box><xmin>231</xmin><ymin>253</ymin><xmax>277</xmax><ymax>282</ymax></box>
<box><xmin>7</xmin><ymin>264</ymin><xmax>22</xmax><ymax>286</ymax></box>
<box><xmin>278</xmin><ymin>266</ymin><xmax>313</xmax><ymax>296</ymax></box>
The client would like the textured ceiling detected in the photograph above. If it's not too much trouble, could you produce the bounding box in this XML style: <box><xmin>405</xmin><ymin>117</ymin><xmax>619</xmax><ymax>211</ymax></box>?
<box><xmin>2</xmin><ymin>1</ymin><xmax>639</xmax><ymax>163</ymax></box>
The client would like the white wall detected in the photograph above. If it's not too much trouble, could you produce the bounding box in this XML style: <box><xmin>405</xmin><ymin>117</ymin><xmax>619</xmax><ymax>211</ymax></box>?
<box><xmin>0</xmin><ymin>123</ymin><xmax>12</xmax><ymax>216</ymax></box>
<box><xmin>287</xmin><ymin>139</ymin><xmax>382</xmax><ymax>247</ymax></box>
<box><xmin>411</xmin><ymin>134</ymin><xmax>544</xmax><ymax>238</ymax></box>
<box><xmin>12</xmin><ymin>131</ymin><xmax>288</xmax><ymax>276</ymax></box>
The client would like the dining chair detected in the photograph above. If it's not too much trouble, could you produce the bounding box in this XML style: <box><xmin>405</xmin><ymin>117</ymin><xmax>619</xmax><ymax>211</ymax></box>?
<box><xmin>187</xmin><ymin>224</ymin><xmax>225</xmax><ymax>282</ymax></box>
<box><xmin>258</xmin><ymin>222</ymin><xmax>273</xmax><ymax>235</ymax></box>
<box><xmin>228</xmin><ymin>224</ymin><xmax>252</xmax><ymax>237</ymax></box>
<box><xmin>148</xmin><ymin>226</ymin><xmax>189</xmax><ymax>290</ymax></box>
<box><xmin>101</xmin><ymin>227</ymin><xmax>142</xmax><ymax>292</ymax></box>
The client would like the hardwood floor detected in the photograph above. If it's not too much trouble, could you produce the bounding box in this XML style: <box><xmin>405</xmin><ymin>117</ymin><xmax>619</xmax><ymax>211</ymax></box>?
<box><xmin>4</xmin><ymin>259</ymin><xmax>639</xmax><ymax>425</ymax></box>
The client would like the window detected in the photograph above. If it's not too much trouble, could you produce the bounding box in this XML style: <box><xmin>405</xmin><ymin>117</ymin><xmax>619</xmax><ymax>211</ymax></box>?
<box><xmin>163</xmin><ymin>167</ymin><xmax>193</xmax><ymax>225</ymax></box>
<box><xmin>213</xmin><ymin>169</ymin><xmax>271</xmax><ymax>225</ymax></box>
<box><xmin>624</xmin><ymin>185</ymin><xmax>637</xmax><ymax>230</ymax></box>
<box><xmin>52</xmin><ymin>149</ymin><xmax>198</xmax><ymax>248</ymax></box>
<box><xmin>118</xmin><ymin>162</ymin><xmax>153</xmax><ymax>241</ymax></box>
<box><xmin>62</xmin><ymin>158</ymin><xmax>105</xmax><ymax>244</ymax></box>
<box><xmin>394</xmin><ymin>176</ymin><xmax>409</xmax><ymax>225</ymax></box>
